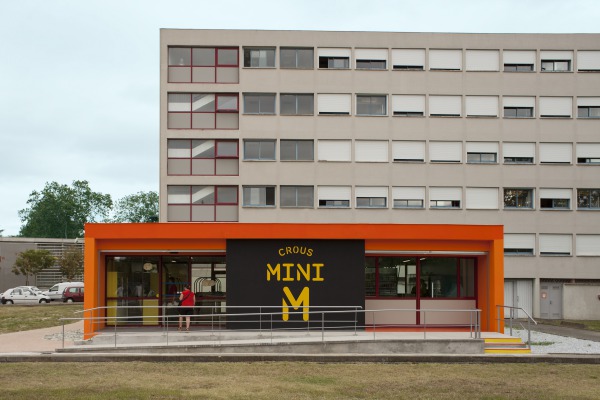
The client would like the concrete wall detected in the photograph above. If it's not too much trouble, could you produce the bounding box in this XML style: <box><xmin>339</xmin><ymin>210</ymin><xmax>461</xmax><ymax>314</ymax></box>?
<box><xmin>563</xmin><ymin>284</ymin><xmax>600</xmax><ymax>320</ymax></box>
<box><xmin>0</xmin><ymin>240</ymin><xmax>35</xmax><ymax>291</ymax></box>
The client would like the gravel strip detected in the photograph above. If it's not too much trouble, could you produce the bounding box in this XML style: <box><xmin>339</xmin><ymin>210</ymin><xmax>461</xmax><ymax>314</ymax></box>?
<box><xmin>511</xmin><ymin>329</ymin><xmax>600</xmax><ymax>354</ymax></box>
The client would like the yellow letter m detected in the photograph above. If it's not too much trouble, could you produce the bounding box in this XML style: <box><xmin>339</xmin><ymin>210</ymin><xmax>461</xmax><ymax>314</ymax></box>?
<box><xmin>282</xmin><ymin>286</ymin><xmax>309</xmax><ymax>321</ymax></box>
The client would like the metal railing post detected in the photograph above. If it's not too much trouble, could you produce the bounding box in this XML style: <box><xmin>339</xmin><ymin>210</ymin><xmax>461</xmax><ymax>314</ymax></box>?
<box><xmin>354</xmin><ymin>307</ymin><xmax>358</xmax><ymax>336</ymax></box>
<box><xmin>321</xmin><ymin>312</ymin><xmax>325</xmax><ymax>343</ymax></box>
<box><xmin>62</xmin><ymin>321</ymin><xmax>65</xmax><ymax>349</ymax></box>
<box><xmin>423</xmin><ymin>310</ymin><xmax>426</xmax><ymax>340</ymax></box>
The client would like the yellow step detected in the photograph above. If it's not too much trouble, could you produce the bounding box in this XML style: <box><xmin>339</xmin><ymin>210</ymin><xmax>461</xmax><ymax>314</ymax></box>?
<box><xmin>484</xmin><ymin>338</ymin><xmax>523</xmax><ymax>344</ymax></box>
<box><xmin>485</xmin><ymin>348</ymin><xmax>532</xmax><ymax>354</ymax></box>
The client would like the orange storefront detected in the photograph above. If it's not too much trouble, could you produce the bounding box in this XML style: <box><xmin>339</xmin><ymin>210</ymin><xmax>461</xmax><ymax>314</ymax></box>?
<box><xmin>83</xmin><ymin>223</ymin><xmax>503</xmax><ymax>337</ymax></box>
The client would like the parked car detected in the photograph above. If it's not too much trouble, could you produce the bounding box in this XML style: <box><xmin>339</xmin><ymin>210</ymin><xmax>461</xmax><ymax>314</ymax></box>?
<box><xmin>43</xmin><ymin>281</ymin><xmax>84</xmax><ymax>301</ymax></box>
<box><xmin>15</xmin><ymin>286</ymin><xmax>44</xmax><ymax>295</ymax></box>
<box><xmin>1</xmin><ymin>287</ymin><xmax>51</xmax><ymax>304</ymax></box>
<box><xmin>62</xmin><ymin>286</ymin><xmax>84</xmax><ymax>303</ymax></box>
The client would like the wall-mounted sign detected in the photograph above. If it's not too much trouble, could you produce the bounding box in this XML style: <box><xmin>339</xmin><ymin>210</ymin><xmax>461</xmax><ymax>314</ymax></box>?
<box><xmin>226</xmin><ymin>239</ymin><xmax>365</xmax><ymax>329</ymax></box>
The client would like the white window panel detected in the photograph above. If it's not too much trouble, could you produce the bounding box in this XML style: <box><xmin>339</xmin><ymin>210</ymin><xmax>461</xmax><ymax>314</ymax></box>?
<box><xmin>392</xmin><ymin>95</ymin><xmax>425</xmax><ymax>114</ymax></box>
<box><xmin>503</xmin><ymin>50</ymin><xmax>536</xmax><ymax>68</ymax></box>
<box><xmin>318</xmin><ymin>186</ymin><xmax>351</xmax><ymax>201</ymax></box>
<box><xmin>355</xmin><ymin>48</ymin><xmax>388</xmax><ymax>61</ymax></box>
<box><xmin>167</xmin><ymin>186</ymin><xmax>190</xmax><ymax>204</ymax></box>
<box><xmin>392</xmin><ymin>186</ymin><xmax>425</xmax><ymax>201</ymax></box>
<box><xmin>429</xmin><ymin>141</ymin><xmax>462</xmax><ymax>162</ymax></box>
<box><xmin>430</xmin><ymin>187</ymin><xmax>462</xmax><ymax>200</ymax></box>
<box><xmin>429</xmin><ymin>49</ymin><xmax>462</xmax><ymax>70</ymax></box>
<box><xmin>466</xmin><ymin>142</ymin><xmax>499</xmax><ymax>153</ymax></box>
<box><xmin>466</xmin><ymin>187</ymin><xmax>499</xmax><ymax>209</ymax></box>
<box><xmin>539</xmin><ymin>143</ymin><xmax>572</xmax><ymax>164</ymax></box>
<box><xmin>576</xmin><ymin>235</ymin><xmax>600</xmax><ymax>256</ymax></box>
<box><xmin>577</xmin><ymin>51</ymin><xmax>600</xmax><ymax>71</ymax></box>
<box><xmin>503</xmin><ymin>142</ymin><xmax>535</xmax><ymax>159</ymax></box>
<box><xmin>539</xmin><ymin>188</ymin><xmax>572</xmax><ymax>199</ymax></box>
<box><xmin>429</xmin><ymin>95</ymin><xmax>461</xmax><ymax>116</ymax></box>
<box><xmin>391</xmin><ymin>49</ymin><xmax>425</xmax><ymax>68</ymax></box>
<box><xmin>541</xmin><ymin>50</ymin><xmax>573</xmax><ymax>61</ymax></box>
<box><xmin>503</xmin><ymin>96</ymin><xmax>535</xmax><ymax>108</ymax></box>
<box><xmin>318</xmin><ymin>140</ymin><xmax>351</xmax><ymax>162</ymax></box>
<box><xmin>504</xmin><ymin>233</ymin><xmax>536</xmax><ymax>251</ymax></box>
<box><xmin>318</xmin><ymin>94</ymin><xmax>351</xmax><ymax>115</ymax></box>
<box><xmin>466</xmin><ymin>50</ymin><xmax>499</xmax><ymax>71</ymax></box>
<box><xmin>167</xmin><ymin>140</ymin><xmax>191</xmax><ymax>158</ymax></box>
<box><xmin>356</xmin><ymin>186</ymin><xmax>388</xmax><ymax>197</ymax></box>
<box><xmin>466</xmin><ymin>96</ymin><xmax>498</xmax><ymax>117</ymax></box>
<box><xmin>168</xmin><ymin>93</ymin><xmax>191</xmax><ymax>112</ymax></box>
<box><xmin>392</xmin><ymin>141</ymin><xmax>425</xmax><ymax>162</ymax></box>
<box><xmin>355</xmin><ymin>141</ymin><xmax>388</xmax><ymax>162</ymax></box>
<box><xmin>539</xmin><ymin>234</ymin><xmax>572</xmax><ymax>255</ymax></box>
<box><xmin>539</xmin><ymin>97</ymin><xmax>572</xmax><ymax>117</ymax></box>
<box><xmin>577</xmin><ymin>143</ymin><xmax>600</xmax><ymax>158</ymax></box>
<box><xmin>318</xmin><ymin>48</ymin><xmax>351</xmax><ymax>58</ymax></box>
<box><xmin>577</xmin><ymin>97</ymin><xmax>600</xmax><ymax>107</ymax></box>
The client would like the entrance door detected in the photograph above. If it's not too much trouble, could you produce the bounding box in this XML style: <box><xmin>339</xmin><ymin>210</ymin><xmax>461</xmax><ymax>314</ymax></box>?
<box><xmin>161</xmin><ymin>256</ymin><xmax>190</xmax><ymax>326</ymax></box>
<box><xmin>540</xmin><ymin>283</ymin><xmax>563</xmax><ymax>319</ymax></box>
<box><xmin>504</xmin><ymin>280</ymin><xmax>533</xmax><ymax>318</ymax></box>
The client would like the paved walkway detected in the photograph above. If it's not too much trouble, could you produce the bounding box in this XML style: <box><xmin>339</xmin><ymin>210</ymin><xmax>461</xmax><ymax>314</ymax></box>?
<box><xmin>529</xmin><ymin>323</ymin><xmax>600</xmax><ymax>343</ymax></box>
<box><xmin>0</xmin><ymin>320</ymin><xmax>83</xmax><ymax>354</ymax></box>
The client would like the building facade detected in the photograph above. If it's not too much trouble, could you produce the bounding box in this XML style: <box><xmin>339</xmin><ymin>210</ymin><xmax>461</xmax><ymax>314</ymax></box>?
<box><xmin>157</xmin><ymin>29</ymin><xmax>600</xmax><ymax>320</ymax></box>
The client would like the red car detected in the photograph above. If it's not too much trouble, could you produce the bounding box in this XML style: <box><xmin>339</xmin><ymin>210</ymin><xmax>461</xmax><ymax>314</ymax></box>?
<box><xmin>62</xmin><ymin>286</ymin><xmax>84</xmax><ymax>303</ymax></box>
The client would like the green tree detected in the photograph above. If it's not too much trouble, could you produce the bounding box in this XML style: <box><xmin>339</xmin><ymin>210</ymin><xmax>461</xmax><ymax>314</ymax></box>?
<box><xmin>57</xmin><ymin>246</ymin><xmax>84</xmax><ymax>281</ymax></box>
<box><xmin>12</xmin><ymin>249</ymin><xmax>56</xmax><ymax>285</ymax></box>
<box><xmin>112</xmin><ymin>191</ymin><xmax>159</xmax><ymax>223</ymax></box>
<box><xmin>18</xmin><ymin>180</ymin><xmax>112</xmax><ymax>238</ymax></box>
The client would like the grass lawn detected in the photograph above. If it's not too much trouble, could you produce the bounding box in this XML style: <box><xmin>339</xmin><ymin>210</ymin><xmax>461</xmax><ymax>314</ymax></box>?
<box><xmin>0</xmin><ymin>304</ymin><xmax>83</xmax><ymax>334</ymax></box>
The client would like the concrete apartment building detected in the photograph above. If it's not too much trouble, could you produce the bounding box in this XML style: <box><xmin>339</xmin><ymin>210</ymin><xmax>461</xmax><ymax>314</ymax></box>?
<box><xmin>158</xmin><ymin>29</ymin><xmax>600</xmax><ymax>321</ymax></box>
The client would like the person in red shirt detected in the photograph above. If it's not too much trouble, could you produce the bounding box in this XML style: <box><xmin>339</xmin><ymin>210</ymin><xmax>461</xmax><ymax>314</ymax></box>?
<box><xmin>178</xmin><ymin>284</ymin><xmax>196</xmax><ymax>332</ymax></box>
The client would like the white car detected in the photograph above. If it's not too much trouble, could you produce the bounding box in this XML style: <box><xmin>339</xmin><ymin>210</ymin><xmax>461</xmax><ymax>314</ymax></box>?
<box><xmin>1</xmin><ymin>287</ymin><xmax>51</xmax><ymax>304</ymax></box>
<box><xmin>15</xmin><ymin>286</ymin><xmax>44</xmax><ymax>295</ymax></box>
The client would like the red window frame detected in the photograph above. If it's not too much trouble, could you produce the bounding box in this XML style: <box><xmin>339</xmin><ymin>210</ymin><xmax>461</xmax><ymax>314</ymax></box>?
<box><xmin>167</xmin><ymin>185</ymin><xmax>239</xmax><ymax>222</ymax></box>
<box><xmin>167</xmin><ymin>139</ymin><xmax>239</xmax><ymax>176</ymax></box>
<box><xmin>168</xmin><ymin>47</ymin><xmax>239</xmax><ymax>83</ymax></box>
<box><xmin>167</xmin><ymin>92</ymin><xmax>239</xmax><ymax>129</ymax></box>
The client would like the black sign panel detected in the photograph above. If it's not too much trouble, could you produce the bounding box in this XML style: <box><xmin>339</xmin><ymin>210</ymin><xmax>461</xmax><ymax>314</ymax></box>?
<box><xmin>226</xmin><ymin>239</ymin><xmax>365</xmax><ymax>329</ymax></box>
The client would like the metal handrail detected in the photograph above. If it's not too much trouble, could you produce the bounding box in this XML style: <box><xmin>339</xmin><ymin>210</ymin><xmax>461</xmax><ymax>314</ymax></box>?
<box><xmin>496</xmin><ymin>305</ymin><xmax>538</xmax><ymax>349</ymax></box>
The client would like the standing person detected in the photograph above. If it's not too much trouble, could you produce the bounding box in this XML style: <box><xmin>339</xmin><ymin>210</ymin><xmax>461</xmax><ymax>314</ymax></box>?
<box><xmin>178</xmin><ymin>284</ymin><xmax>195</xmax><ymax>332</ymax></box>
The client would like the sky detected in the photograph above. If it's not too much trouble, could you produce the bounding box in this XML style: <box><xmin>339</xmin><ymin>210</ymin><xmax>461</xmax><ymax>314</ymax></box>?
<box><xmin>1</xmin><ymin>0</ymin><xmax>599</xmax><ymax>236</ymax></box>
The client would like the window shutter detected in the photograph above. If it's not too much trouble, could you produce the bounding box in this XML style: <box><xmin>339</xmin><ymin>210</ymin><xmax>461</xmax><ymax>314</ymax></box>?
<box><xmin>466</xmin><ymin>50</ymin><xmax>499</xmax><ymax>71</ymax></box>
<box><xmin>539</xmin><ymin>188</ymin><xmax>572</xmax><ymax>199</ymax></box>
<box><xmin>577</xmin><ymin>97</ymin><xmax>600</xmax><ymax>107</ymax></box>
<box><xmin>392</xmin><ymin>95</ymin><xmax>425</xmax><ymax>113</ymax></box>
<box><xmin>391</xmin><ymin>49</ymin><xmax>425</xmax><ymax>67</ymax></box>
<box><xmin>318</xmin><ymin>186</ymin><xmax>351</xmax><ymax>201</ymax></box>
<box><xmin>539</xmin><ymin>97</ymin><xmax>572</xmax><ymax>117</ymax></box>
<box><xmin>503</xmin><ymin>50</ymin><xmax>536</xmax><ymax>67</ymax></box>
<box><xmin>429</xmin><ymin>49</ymin><xmax>462</xmax><ymax>70</ymax></box>
<box><xmin>576</xmin><ymin>235</ymin><xmax>600</xmax><ymax>256</ymax></box>
<box><xmin>392</xmin><ymin>141</ymin><xmax>425</xmax><ymax>161</ymax></box>
<box><xmin>466</xmin><ymin>187</ymin><xmax>499</xmax><ymax>209</ymax></box>
<box><xmin>355</xmin><ymin>141</ymin><xmax>388</xmax><ymax>162</ymax></box>
<box><xmin>539</xmin><ymin>234</ymin><xmax>572</xmax><ymax>255</ymax></box>
<box><xmin>466</xmin><ymin>142</ymin><xmax>499</xmax><ymax>153</ymax></box>
<box><xmin>317</xmin><ymin>140</ymin><xmax>351</xmax><ymax>161</ymax></box>
<box><xmin>356</xmin><ymin>186</ymin><xmax>388</xmax><ymax>198</ymax></box>
<box><xmin>392</xmin><ymin>187</ymin><xmax>425</xmax><ymax>201</ymax></box>
<box><xmin>539</xmin><ymin>143</ymin><xmax>572</xmax><ymax>163</ymax></box>
<box><xmin>429</xmin><ymin>95</ymin><xmax>461</xmax><ymax>116</ymax></box>
<box><xmin>576</xmin><ymin>143</ymin><xmax>600</xmax><ymax>158</ymax></box>
<box><xmin>429</xmin><ymin>141</ymin><xmax>462</xmax><ymax>162</ymax></box>
<box><xmin>503</xmin><ymin>96</ymin><xmax>535</xmax><ymax>108</ymax></box>
<box><xmin>504</xmin><ymin>234</ymin><xmax>536</xmax><ymax>251</ymax></box>
<box><xmin>466</xmin><ymin>96</ymin><xmax>498</xmax><ymax>116</ymax></box>
<box><xmin>540</xmin><ymin>50</ymin><xmax>573</xmax><ymax>61</ymax></box>
<box><xmin>503</xmin><ymin>142</ymin><xmax>535</xmax><ymax>159</ymax></box>
<box><xmin>355</xmin><ymin>48</ymin><xmax>387</xmax><ymax>61</ymax></box>
<box><xmin>429</xmin><ymin>187</ymin><xmax>462</xmax><ymax>201</ymax></box>
<box><xmin>318</xmin><ymin>48</ymin><xmax>351</xmax><ymax>58</ymax></box>
<box><xmin>577</xmin><ymin>51</ymin><xmax>600</xmax><ymax>71</ymax></box>
<box><xmin>318</xmin><ymin>94</ymin><xmax>351</xmax><ymax>114</ymax></box>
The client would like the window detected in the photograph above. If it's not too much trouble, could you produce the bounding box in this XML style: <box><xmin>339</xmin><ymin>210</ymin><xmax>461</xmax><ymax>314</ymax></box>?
<box><xmin>465</xmin><ymin>96</ymin><xmax>498</xmax><ymax>117</ymax></box>
<box><xmin>465</xmin><ymin>187</ymin><xmax>499</xmax><ymax>209</ymax></box>
<box><xmin>355</xmin><ymin>187</ymin><xmax>388</xmax><ymax>208</ymax></box>
<box><xmin>244</xmin><ymin>93</ymin><xmax>276</xmax><ymax>115</ymax></box>
<box><xmin>504</xmin><ymin>234</ymin><xmax>535</xmax><ymax>256</ymax></box>
<box><xmin>391</xmin><ymin>49</ymin><xmax>425</xmax><ymax>70</ymax></box>
<box><xmin>317</xmin><ymin>94</ymin><xmax>351</xmax><ymax>115</ymax></box>
<box><xmin>466</xmin><ymin>142</ymin><xmax>498</xmax><ymax>164</ymax></box>
<box><xmin>503</xmin><ymin>142</ymin><xmax>535</xmax><ymax>164</ymax></box>
<box><xmin>365</xmin><ymin>257</ymin><xmax>417</xmax><ymax>298</ymax></box>
<box><xmin>392</xmin><ymin>187</ymin><xmax>425</xmax><ymax>208</ymax></box>
<box><xmin>167</xmin><ymin>93</ymin><xmax>239</xmax><ymax>129</ymax></box>
<box><xmin>355</xmin><ymin>49</ymin><xmax>387</xmax><ymax>70</ymax></box>
<box><xmin>280</xmin><ymin>140</ymin><xmax>314</xmax><ymax>161</ymax></box>
<box><xmin>318</xmin><ymin>48</ymin><xmax>350</xmax><ymax>69</ymax></box>
<box><xmin>243</xmin><ymin>48</ymin><xmax>275</xmax><ymax>68</ymax></box>
<box><xmin>167</xmin><ymin>139</ymin><xmax>238</xmax><ymax>176</ymax></box>
<box><xmin>540</xmin><ymin>143</ymin><xmax>572</xmax><ymax>164</ymax></box>
<box><xmin>576</xmin><ymin>235</ymin><xmax>600</xmax><ymax>256</ymax></box>
<box><xmin>280</xmin><ymin>94</ymin><xmax>314</xmax><ymax>115</ymax></box>
<box><xmin>429</xmin><ymin>95</ymin><xmax>461</xmax><ymax>117</ymax></box>
<box><xmin>168</xmin><ymin>47</ymin><xmax>239</xmax><ymax>83</ymax></box>
<box><xmin>577</xmin><ymin>51</ymin><xmax>600</xmax><ymax>72</ymax></box>
<box><xmin>539</xmin><ymin>234</ymin><xmax>572</xmax><ymax>256</ymax></box>
<box><xmin>392</xmin><ymin>141</ymin><xmax>425</xmax><ymax>162</ymax></box>
<box><xmin>243</xmin><ymin>186</ymin><xmax>275</xmax><ymax>207</ymax></box>
<box><xmin>317</xmin><ymin>140</ymin><xmax>351</xmax><ymax>162</ymax></box>
<box><xmin>167</xmin><ymin>185</ymin><xmax>238</xmax><ymax>222</ymax></box>
<box><xmin>429</xmin><ymin>49</ymin><xmax>462</xmax><ymax>70</ymax></box>
<box><xmin>503</xmin><ymin>96</ymin><xmax>535</xmax><ymax>118</ymax></box>
<box><xmin>429</xmin><ymin>187</ymin><xmax>462</xmax><ymax>209</ymax></box>
<box><xmin>503</xmin><ymin>50</ymin><xmax>536</xmax><ymax>72</ymax></box>
<box><xmin>356</xmin><ymin>95</ymin><xmax>387</xmax><ymax>116</ymax></box>
<box><xmin>243</xmin><ymin>140</ymin><xmax>276</xmax><ymax>160</ymax></box>
<box><xmin>466</xmin><ymin>50</ymin><xmax>499</xmax><ymax>71</ymax></box>
<box><xmin>318</xmin><ymin>186</ymin><xmax>351</xmax><ymax>208</ymax></box>
<box><xmin>392</xmin><ymin>95</ymin><xmax>425</xmax><ymax>116</ymax></box>
<box><xmin>355</xmin><ymin>141</ymin><xmax>388</xmax><ymax>162</ymax></box>
<box><xmin>280</xmin><ymin>47</ymin><xmax>314</xmax><ymax>69</ymax></box>
<box><xmin>540</xmin><ymin>50</ymin><xmax>573</xmax><ymax>72</ymax></box>
<box><xmin>577</xmin><ymin>188</ymin><xmax>600</xmax><ymax>209</ymax></box>
<box><xmin>576</xmin><ymin>143</ymin><xmax>600</xmax><ymax>164</ymax></box>
<box><xmin>539</xmin><ymin>189</ymin><xmax>571</xmax><ymax>210</ymax></box>
<box><xmin>578</xmin><ymin>97</ymin><xmax>600</xmax><ymax>118</ymax></box>
<box><xmin>539</xmin><ymin>97</ymin><xmax>572</xmax><ymax>118</ymax></box>
<box><xmin>503</xmin><ymin>189</ymin><xmax>533</xmax><ymax>209</ymax></box>
<box><xmin>280</xmin><ymin>186</ymin><xmax>313</xmax><ymax>208</ymax></box>
<box><xmin>429</xmin><ymin>141</ymin><xmax>462</xmax><ymax>163</ymax></box>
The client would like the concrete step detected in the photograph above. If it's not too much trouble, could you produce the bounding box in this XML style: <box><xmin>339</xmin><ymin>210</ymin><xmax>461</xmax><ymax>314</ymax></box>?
<box><xmin>484</xmin><ymin>338</ymin><xmax>531</xmax><ymax>354</ymax></box>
